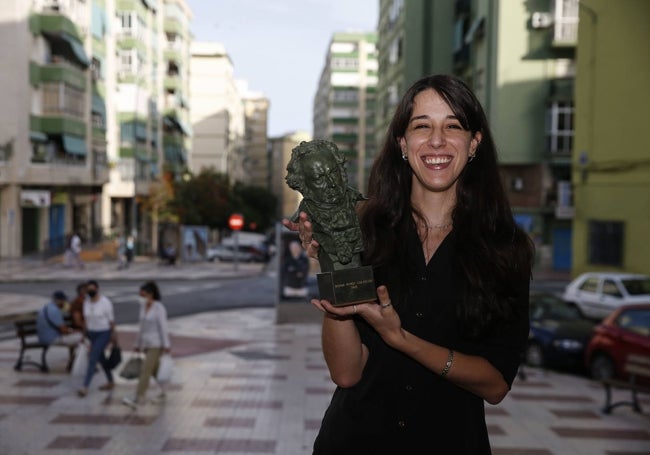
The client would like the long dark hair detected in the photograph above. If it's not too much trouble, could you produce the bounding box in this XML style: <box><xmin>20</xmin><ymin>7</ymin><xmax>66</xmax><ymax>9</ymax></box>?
<box><xmin>359</xmin><ymin>74</ymin><xmax>534</xmax><ymax>339</ymax></box>
<box><xmin>140</xmin><ymin>281</ymin><xmax>161</xmax><ymax>301</ymax></box>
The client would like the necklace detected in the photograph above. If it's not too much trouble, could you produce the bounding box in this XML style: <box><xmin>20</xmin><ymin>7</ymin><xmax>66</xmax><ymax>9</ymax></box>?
<box><xmin>427</xmin><ymin>222</ymin><xmax>452</xmax><ymax>231</ymax></box>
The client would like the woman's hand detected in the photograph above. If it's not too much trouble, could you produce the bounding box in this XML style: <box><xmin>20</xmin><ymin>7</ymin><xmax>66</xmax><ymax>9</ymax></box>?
<box><xmin>313</xmin><ymin>286</ymin><xmax>405</xmax><ymax>348</ymax></box>
<box><xmin>282</xmin><ymin>212</ymin><xmax>320</xmax><ymax>259</ymax></box>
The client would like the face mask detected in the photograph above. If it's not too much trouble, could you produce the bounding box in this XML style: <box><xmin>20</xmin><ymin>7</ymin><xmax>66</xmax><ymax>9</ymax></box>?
<box><xmin>137</xmin><ymin>296</ymin><xmax>147</xmax><ymax>306</ymax></box>
<box><xmin>87</xmin><ymin>290</ymin><xmax>97</xmax><ymax>298</ymax></box>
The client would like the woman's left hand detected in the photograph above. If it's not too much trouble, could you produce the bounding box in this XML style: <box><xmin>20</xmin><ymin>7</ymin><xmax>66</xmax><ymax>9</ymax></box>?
<box><xmin>317</xmin><ymin>286</ymin><xmax>404</xmax><ymax>347</ymax></box>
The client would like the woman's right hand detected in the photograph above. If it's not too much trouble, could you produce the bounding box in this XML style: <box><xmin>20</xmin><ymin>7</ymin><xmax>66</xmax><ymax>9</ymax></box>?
<box><xmin>282</xmin><ymin>211</ymin><xmax>320</xmax><ymax>259</ymax></box>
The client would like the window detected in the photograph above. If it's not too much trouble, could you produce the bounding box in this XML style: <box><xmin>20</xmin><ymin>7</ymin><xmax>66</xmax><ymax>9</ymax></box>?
<box><xmin>588</xmin><ymin>220</ymin><xmax>624</xmax><ymax>266</ymax></box>
<box><xmin>578</xmin><ymin>277</ymin><xmax>599</xmax><ymax>293</ymax></box>
<box><xmin>546</xmin><ymin>101</ymin><xmax>574</xmax><ymax>154</ymax></box>
<box><xmin>602</xmin><ymin>280</ymin><xmax>622</xmax><ymax>298</ymax></box>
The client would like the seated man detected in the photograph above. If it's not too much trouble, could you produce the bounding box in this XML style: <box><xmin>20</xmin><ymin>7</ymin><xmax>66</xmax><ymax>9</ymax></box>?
<box><xmin>36</xmin><ymin>290</ymin><xmax>83</xmax><ymax>350</ymax></box>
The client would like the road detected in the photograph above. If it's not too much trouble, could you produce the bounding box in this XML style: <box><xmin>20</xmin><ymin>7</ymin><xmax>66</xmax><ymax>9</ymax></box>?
<box><xmin>0</xmin><ymin>274</ymin><xmax>277</xmax><ymax>325</ymax></box>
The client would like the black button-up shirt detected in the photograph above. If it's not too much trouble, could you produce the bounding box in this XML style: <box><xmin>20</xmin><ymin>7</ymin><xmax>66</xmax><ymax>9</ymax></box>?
<box><xmin>313</xmin><ymin>227</ymin><xmax>529</xmax><ymax>454</ymax></box>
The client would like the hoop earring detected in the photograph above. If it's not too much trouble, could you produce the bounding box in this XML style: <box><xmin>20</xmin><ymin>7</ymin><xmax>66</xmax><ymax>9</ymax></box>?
<box><xmin>468</xmin><ymin>154</ymin><xmax>475</xmax><ymax>163</ymax></box>
<box><xmin>401</xmin><ymin>153</ymin><xmax>408</xmax><ymax>161</ymax></box>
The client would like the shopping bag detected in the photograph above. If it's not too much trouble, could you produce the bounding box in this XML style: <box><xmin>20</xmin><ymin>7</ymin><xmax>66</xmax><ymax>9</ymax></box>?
<box><xmin>106</xmin><ymin>345</ymin><xmax>122</xmax><ymax>370</ymax></box>
<box><xmin>119</xmin><ymin>356</ymin><xmax>143</xmax><ymax>380</ymax></box>
<box><xmin>71</xmin><ymin>342</ymin><xmax>88</xmax><ymax>376</ymax></box>
<box><xmin>156</xmin><ymin>354</ymin><xmax>174</xmax><ymax>383</ymax></box>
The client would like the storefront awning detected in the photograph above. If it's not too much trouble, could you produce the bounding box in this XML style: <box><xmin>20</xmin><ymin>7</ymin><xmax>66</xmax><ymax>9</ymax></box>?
<box><xmin>63</xmin><ymin>134</ymin><xmax>87</xmax><ymax>156</ymax></box>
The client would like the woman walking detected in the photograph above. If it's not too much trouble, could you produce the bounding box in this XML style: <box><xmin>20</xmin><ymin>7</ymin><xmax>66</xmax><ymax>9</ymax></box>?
<box><xmin>122</xmin><ymin>281</ymin><xmax>171</xmax><ymax>408</ymax></box>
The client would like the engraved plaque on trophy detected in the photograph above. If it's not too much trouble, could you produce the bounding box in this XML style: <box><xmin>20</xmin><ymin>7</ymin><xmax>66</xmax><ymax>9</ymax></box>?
<box><xmin>285</xmin><ymin>140</ymin><xmax>375</xmax><ymax>307</ymax></box>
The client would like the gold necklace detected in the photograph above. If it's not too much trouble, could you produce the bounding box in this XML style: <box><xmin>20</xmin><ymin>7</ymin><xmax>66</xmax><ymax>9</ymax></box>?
<box><xmin>427</xmin><ymin>222</ymin><xmax>452</xmax><ymax>231</ymax></box>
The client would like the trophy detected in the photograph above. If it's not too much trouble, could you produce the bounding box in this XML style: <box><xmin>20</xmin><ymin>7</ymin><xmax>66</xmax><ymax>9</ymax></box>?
<box><xmin>285</xmin><ymin>140</ymin><xmax>376</xmax><ymax>307</ymax></box>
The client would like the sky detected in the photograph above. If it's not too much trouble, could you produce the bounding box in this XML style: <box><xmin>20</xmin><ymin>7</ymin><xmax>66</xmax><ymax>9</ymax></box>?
<box><xmin>185</xmin><ymin>0</ymin><xmax>379</xmax><ymax>137</ymax></box>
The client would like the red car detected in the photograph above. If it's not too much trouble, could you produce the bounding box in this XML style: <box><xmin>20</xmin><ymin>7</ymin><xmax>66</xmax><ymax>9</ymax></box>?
<box><xmin>584</xmin><ymin>304</ymin><xmax>650</xmax><ymax>385</ymax></box>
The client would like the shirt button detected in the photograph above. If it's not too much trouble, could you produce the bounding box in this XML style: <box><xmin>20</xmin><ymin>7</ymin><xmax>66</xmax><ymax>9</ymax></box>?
<box><xmin>405</xmin><ymin>384</ymin><xmax>414</xmax><ymax>392</ymax></box>
<box><xmin>397</xmin><ymin>420</ymin><xmax>406</xmax><ymax>429</ymax></box>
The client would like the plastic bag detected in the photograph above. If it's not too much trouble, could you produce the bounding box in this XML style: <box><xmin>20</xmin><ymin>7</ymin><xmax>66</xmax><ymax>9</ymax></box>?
<box><xmin>119</xmin><ymin>356</ymin><xmax>143</xmax><ymax>380</ymax></box>
<box><xmin>71</xmin><ymin>342</ymin><xmax>88</xmax><ymax>376</ymax></box>
<box><xmin>156</xmin><ymin>354</ymin><xmax>174</xmax><ymax>383</ymax></box>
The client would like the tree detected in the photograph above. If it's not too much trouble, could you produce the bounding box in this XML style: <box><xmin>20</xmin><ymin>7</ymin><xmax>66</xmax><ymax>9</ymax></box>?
<box><xmin>169</xmin><ymin>168</ymin><xmax>232</xmax><ymax>228</ymax></box>
<box><xmin>167</xmin><ymin>168</ymin><xmax>278</xmax><ymax>232</ymax></box>
<box><xmin>233</xmin><ymin>182</ymin><xmax>278</xmax><ymax>232</ymax></box>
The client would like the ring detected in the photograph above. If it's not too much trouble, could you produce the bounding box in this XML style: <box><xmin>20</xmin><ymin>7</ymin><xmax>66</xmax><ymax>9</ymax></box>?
<box><xmin>380</xmin><ymin>302</ymin><xmax>392</xmax><ymax>309</ymax></box>
<box><xmin>353</xmin><ymin>305</ymin><xmax>357</xmax><ymax>314</ymax></box>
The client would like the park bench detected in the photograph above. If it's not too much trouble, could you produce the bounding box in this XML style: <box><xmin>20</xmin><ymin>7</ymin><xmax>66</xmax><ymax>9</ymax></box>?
<box><xmin>601</xmin><ymin>354</ymin><xmax>650</xmax><ymax>414</ymax></box>
<box><xmin>13</xmin><ymin>314</ymin><xmax>75</xmax><ymax>373</ymax></box>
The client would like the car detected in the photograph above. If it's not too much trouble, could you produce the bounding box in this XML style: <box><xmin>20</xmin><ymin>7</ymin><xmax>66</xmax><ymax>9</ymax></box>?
<box><xmin>206</xmin><ymin>245</ymin><xmax>256</xmax><ymax>262</ymax></box>
<box><xmin>525</xmin><ymin>291</ymin><xmax>597</xmax><ymax>370</ymax></box>
<box><xmin>562</xmin><ymin>272</ymin><xmax>650</xmax><ymax>320</ymax></box>
<box><xmin>584</xmin><ymin>304</ymin><xmax>650</xmax><ymax>384</ymax></box>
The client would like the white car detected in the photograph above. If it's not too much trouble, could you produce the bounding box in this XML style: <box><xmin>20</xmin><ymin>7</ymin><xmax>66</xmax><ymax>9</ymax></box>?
<box><xmin>562</xmin><ymin>272</ymin><xmax>650</xmax><ymax>320</ymax></box>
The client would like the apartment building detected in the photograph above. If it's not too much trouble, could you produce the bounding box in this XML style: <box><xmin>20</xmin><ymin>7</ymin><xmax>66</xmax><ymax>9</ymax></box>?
<box><xmin>375</xmin><ymin>0</ymin><xmax>579</xmax><ymax>271</ymax></box>
<box><xmin>313</xmin><ymin>32</ymin><xmax>378</xmax><ymax>193</ymax></box>
<box><xmin>239</xmin><ymin>86</ymin><xmax>270</xmax><ymax>188</ymax></box>
<box><xmin>0</xmin><ymin>0</ymin><xmax>109</xmax><ymax>258</ymax></box>
<box><xmin>572</xmin><ymin>0</ymin><xmax>650</xmax><ymax>275</ymax></box>
<box><xmin>269</xmin><ymin>131</ymin><xmax>312</xmax><ymax>220</ymax></box>
<box><xmin>102</xmin><ymin>0</ymin><xmax>192</xmax><ymax>255</ymax></box>
<box><xmin>189</xmin><ymin>42</ymin><xmax>244</xmax><ymax>177</ymax></box>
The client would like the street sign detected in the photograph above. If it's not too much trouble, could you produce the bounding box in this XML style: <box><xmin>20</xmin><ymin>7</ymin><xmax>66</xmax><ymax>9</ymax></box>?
<box><xmin>228</xmin><ymin>213</ymin><xmax>244</xmax><ymax>231</ymax></box>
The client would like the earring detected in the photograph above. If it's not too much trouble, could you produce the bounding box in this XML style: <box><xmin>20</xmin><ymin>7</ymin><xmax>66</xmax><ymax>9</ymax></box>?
<box><xmin>401</xmin><ymin>153</ymin><xmax>408</xmax><ymax>161</ymax></box>
<box><xmin>468</xmin><ymin>154</ymin><xmax>475</xmax><ymax>163</ymax></box>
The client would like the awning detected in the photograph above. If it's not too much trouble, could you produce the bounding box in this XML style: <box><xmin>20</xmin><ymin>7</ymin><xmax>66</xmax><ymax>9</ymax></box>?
<box><xmin>61</xmin><ymin>32</ymin><xmax>90</xmax><ymax>67</ymax></box>
<box><xmin>91</xmin><ymin>94</ymin><xmax>106</xmax><ymax>119</ymax></box>
<box><xmin>29</xmin><ymin>131</ymin><xmax>48</xmax><ymax>143</ymax></box>
<box><xmin>63</xmin><ymin>135</ymin><xmax>87</xmax><ymax>156</ymax></box>
<box><xmin>549</xmin><ymin>78</ymin><xmax>574</xmax><ymax>101</ymax></box>
<box><xmin>165</xmin><ymin>115</ymin><xmax>192</xmax><ymax>137</ymax></box>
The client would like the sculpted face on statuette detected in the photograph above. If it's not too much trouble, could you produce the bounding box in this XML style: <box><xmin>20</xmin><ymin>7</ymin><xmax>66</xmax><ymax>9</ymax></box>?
<box><xmin>285</xmin><ymin>140</ymin><xmax>365</xmax><ymax>272</ymax></box>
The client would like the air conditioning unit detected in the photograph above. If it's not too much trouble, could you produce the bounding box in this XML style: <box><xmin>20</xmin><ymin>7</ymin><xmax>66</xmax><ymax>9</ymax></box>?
<box><xmin>531</xmin><ymin>12</ymin><xmax>554</xmax><ymax>29</ymax></box>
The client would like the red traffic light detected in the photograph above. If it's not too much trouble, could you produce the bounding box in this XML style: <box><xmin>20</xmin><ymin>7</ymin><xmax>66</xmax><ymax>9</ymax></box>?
<box><xmin>228</xmin><ymin>213</ymin><xmax>244</xmax><ymax>231</ymax></box>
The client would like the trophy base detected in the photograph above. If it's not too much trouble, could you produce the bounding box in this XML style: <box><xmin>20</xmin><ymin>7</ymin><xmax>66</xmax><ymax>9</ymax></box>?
<box><xmin>317</xmin><ymin>265</ymin><xmax>376</xmax><ymax>307</ymax></box>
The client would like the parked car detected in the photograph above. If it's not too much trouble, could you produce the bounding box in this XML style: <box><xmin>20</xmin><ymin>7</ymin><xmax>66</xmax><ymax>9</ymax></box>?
<box><xmin>584</xmin><ymin>303</ymin><xmax>650</xmax><ymax>384</ymax></box>
<box><xmin>525</xmin><ymin>291</ymin><xmax>597</xmax><ymax>370</ymax></box>
<box><xmin>562</xmin><ymin>272</ymin><xmax>650</xmax><ymax>320</ymax></box>
<box><xmin>206</xmin><ymin>245</ymin><xmax>256</xmax><ymax>263</ymax></box>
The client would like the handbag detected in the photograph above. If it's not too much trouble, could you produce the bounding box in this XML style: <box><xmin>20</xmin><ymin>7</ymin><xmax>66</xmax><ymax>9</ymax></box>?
<box><xmin>71</xmin><ymin>341</ymin><xmax>88</xmax><ymax>376</ymax></box>
<box><xmin>156</xmin><ymin>354</ymin><xmax>174</xmax><ymax>383</ymax></box>
<box><xmin>106</xmin><ymin>345</ymin><xmax>122</xmax><ymax>370</ymax></box>
<box><xmin>119</xmin><ymin>356</ymin><xmax>143</xmax><ymax>380</ymax></box>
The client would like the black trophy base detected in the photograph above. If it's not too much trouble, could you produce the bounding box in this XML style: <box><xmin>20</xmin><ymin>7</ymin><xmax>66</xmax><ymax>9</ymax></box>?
<box><xmin>316</xmin><ymin>265</ymin><xmax>376</xmax><ymax>307</ymax></box>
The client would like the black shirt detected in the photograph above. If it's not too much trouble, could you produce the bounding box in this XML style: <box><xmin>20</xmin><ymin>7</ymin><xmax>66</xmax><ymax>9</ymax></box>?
<box><xmin>313</xmin><ymin>228</ymin><xmax>530</xmax><ymax>454</ymax></box>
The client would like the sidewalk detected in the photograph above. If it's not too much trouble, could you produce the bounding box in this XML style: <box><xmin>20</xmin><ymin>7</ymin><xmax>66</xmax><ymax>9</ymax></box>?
<box><xmin>1</xmin><ymin>306</ymin><xmax>649</xmax><ymax>454</ymax></box>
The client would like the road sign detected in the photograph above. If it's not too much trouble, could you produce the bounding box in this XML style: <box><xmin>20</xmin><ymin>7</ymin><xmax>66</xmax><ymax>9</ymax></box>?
<box><xmin>228</xmin><ymin>213</ymin><xmax>244</xmax><ymax>231</ymax></box>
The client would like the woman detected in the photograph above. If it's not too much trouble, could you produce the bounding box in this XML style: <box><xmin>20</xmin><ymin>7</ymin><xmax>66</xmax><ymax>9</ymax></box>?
<box><xmin>284</xmin><ymin>74</ymin><xmax>534</xmax><ymax>454</ymax></box>
<box><xmin>122</xmin><ymin>281</ymin><xmax>171</xmax><ymax>408</ymax></box>
<box><xmin>78</xmin><ymin>279</ymin><xmax>116</xmax><ymax>397</ymax></box>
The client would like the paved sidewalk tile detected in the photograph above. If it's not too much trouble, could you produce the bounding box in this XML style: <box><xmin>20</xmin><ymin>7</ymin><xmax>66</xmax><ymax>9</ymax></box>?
<box><xmin>0</xmin><ymin>305</ymin><xmax>649</xmax><ymax>454</ymax></box>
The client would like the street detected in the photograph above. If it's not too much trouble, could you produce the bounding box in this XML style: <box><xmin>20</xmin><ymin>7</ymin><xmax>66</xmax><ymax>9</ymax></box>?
<box><xmin>0</xmin><ymin>274</ymin><xmax>277</xmax><ymax>325</ymax></box>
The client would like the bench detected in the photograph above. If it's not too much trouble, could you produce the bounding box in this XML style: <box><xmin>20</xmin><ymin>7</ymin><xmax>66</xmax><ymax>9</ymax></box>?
<box><xmin>601</xmin><ymin>354</ymin><xmax>650</xmax><ymax>414</ymax></box>
<box><xmin>13</xmin><ymin>315</ymin><xmax>75</xmax><ymax>373</ymax></box>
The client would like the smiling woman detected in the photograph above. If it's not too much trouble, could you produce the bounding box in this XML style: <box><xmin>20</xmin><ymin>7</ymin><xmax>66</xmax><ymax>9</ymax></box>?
<box><xmin>283</xmin><ymin>74</ymin><xmax>535</xmax><ymax>454</ymax></box>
